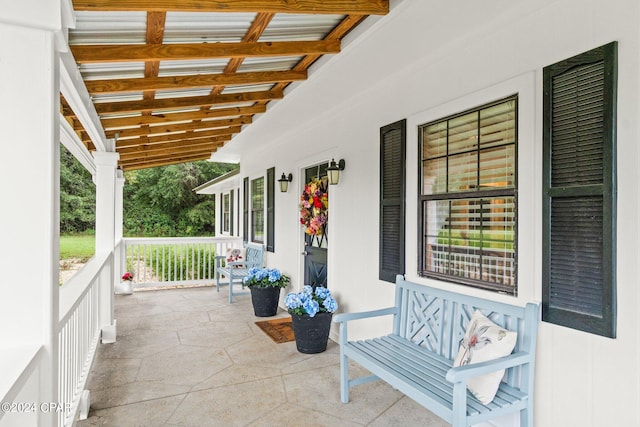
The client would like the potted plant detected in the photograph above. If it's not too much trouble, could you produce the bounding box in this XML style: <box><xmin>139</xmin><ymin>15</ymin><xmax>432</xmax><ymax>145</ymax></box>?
<box><xmin>285</xmin><ymin>285</ymin><xmax>338</xmax><ymax>353</ymax></box>
<box><xmin>243</xmin><ymin>267</ymin><xmax>290</xmax><ymax>317</ymax></box>
<box><xmin>115</xmin><ymin>271</ymin><xmax>133</xmax><ymax>295</ymax></box>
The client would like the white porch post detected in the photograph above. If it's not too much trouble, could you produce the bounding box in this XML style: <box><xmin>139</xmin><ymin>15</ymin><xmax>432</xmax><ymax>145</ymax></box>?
<box><xmin>93</xmin><ymin>151</ymin><xmax>119</xmax><ymax>343</ymax></box>
<box><xmin>0</xmin><ymin>3</ymin><xmax>64</xmax><ymax>425</ymax></box>
<box><xmin>114</xmin><ymin>170</ymin><xmax>125</xmax><ymax>287</ymax></box>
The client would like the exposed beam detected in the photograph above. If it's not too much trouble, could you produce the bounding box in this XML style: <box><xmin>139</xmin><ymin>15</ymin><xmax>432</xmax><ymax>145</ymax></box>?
<box><xmin>118</xmin><ymin>141</ymin><xmax>225</xmax><ymax>161</ymax></box>
<box><xmin>115</xmin><ymin>126</ymin><xmax>241</xmax><ymax>148</ymax></box>
<box><xmin>99</xmin><ymin>116</ymin><xmax>251</xmax><ymax>140</ymax></box>
<box><xmin>85</xmin><ymin>70</ymin><xmax>307</xmax><ymax>94</ymax></box>
<box><xmin>120</xmin><ymin>153</ymin><xmax>215</xmax><ymax>171</ymax></box>
<box><xmin>60</xmin><ymin>50</ymin><xmax>108</xmax><ymax>151</ymax></box>
<box><xmin>95</xmin><ymin>90</ymin><xmax>283</xmax><ymax>115</ymax></box>
<box><xmin>71</xmin><ymin>40</ymin><xmax>340</xmax><ymax>63</ymax></box>
<box><xmin>118</xmin><ymin>136</ymin><xmax>229</xmax><ymax>156</ymax></box>
<box><xmin>72</xmin><ymin>0</ymin><xmax>389</xmax><ymax>15</ymax></box>
<box><xmin>100</xmin><ymin>105</ymin><xmax>266</xmax><ymax>129</ymax></box>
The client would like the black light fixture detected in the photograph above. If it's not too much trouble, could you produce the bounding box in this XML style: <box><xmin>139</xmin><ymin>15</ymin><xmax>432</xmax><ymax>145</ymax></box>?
<box><xmin>278</xmin><ymin>173</ymin><xmax>293</xmax><ymax>192</ymax></box>
<box><xmin>327</xmin><ymin>158</ymin><xmax>346</xmax><ymax>185</ymax></box>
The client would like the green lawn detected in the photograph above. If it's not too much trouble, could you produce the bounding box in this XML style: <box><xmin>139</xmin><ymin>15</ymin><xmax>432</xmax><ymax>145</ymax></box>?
<box><xmin>60</xmin><ymin>234</ymin><xmax>95</xmax><ymax>261</ymax></box>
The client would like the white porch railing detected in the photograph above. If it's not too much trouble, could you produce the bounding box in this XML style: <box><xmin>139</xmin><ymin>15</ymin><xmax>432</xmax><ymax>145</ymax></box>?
<box><xmin>122</xmin><ymin>236</ymin><xmax>242</xmax><ymax>289</ymax></box>
<box><xmin>429</xmin><ymin>244</ymin><xmax>515</xmax><ymax>287</ymax></box>
<box><xmin>57</xmin><ymin>250</ymin><xmax>112</xmax><ymax>427</ymax></box>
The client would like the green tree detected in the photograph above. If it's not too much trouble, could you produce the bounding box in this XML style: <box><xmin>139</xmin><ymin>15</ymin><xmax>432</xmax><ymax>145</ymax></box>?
<box><xmin>123</xmin><ymin>161</ymin><xmax>235</xmax><ymax>236</ymax></box>
<box><xmin>60</xmin><ymin>145</ymin><xmax>95</xmax><ymax>233</ymax></box>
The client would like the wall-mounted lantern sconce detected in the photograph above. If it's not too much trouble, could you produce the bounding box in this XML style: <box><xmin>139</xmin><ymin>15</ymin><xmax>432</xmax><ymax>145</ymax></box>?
<box><xmin>278</xmin><ymin>173</ymin><xmax>293</xmax><ymax>192</ymax></box>
<box><xmin>327</xmin><ymin>158</ymin><xmax>346</xmax><ymax>185</ymax></box>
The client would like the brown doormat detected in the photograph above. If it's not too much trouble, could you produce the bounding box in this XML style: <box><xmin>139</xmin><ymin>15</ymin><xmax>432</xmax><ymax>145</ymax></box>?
<box><xmin>255</xmin><ymin>317</ymin><xmax>295</xmax><ymax>343</ymax></box>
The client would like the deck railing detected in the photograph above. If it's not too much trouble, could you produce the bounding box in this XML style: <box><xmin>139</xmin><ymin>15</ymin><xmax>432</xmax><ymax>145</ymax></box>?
<box><xmin>429</xmin><ymin>244</ymin><xmax>515</xmax><ymax>287</ymax></box>
<box><xmin>57</xmin><ymin>251</ymin><xmax>111</xmax><ymax>426</ymax></box>
<box><xmin>122</xmin><ymin>236</ymin><xmax>242</xmax><ymax>289</ymax></box>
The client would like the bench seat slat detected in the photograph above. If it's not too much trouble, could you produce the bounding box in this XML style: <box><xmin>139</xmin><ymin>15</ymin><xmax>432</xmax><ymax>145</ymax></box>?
<box><xmin>347</xmin><ymin>335</ymin><xmax>526</xmax><ymax>418</ymax></box>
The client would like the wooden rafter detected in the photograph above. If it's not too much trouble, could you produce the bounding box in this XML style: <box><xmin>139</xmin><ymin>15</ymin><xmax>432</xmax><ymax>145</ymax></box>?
<box><xmin>100</xmin><ymin>105</ymin><xmax>265</xmax><ymax>129</ymax></box>
<box><xmin>115</xmin><ymin>127</ymin><xmax>241</xmax><ymax>149</ymax></box>
<box><xmin>85</xmin><ymin>70</ymin><xmax>307</xmax><ymax>95</ymax></box>
<box><xmin>72</xmin><ymin>0</ymin><xmax>389</xmax><ymax>15</ymax></box>
<box><xmin>71</xmin><ymin>40</ymin><xmax>340</xmax><ymax>63</ymax></box>
<box><xmin>95</xmin><ymin>90</ymin><xmax>283</xmax><ymax>115</ymax></box>
<box><xmin>99</xmin><ymin>116</ymin><xmax>251</xmax><ymax>141</ymax></box>
<box><xmin>118</xmin><ymin>136</ymin><xmax>229</xmax><ymax>156</ymax></box>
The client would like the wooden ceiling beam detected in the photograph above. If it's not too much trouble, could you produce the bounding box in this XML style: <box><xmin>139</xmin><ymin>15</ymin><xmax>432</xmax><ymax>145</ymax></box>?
<box><xmin>119</xmin><ymin>142</ymin><xmax>225</xmax><ymax>161</ymax></box>
<box><xmin>72</xmin><ymin>0</ymin><xmax>389</xmax><ymax>15</ymax></box>
<box><xmin>85</xmin><ymin>70</ymin><xmax>307</xmax><ymax>95</ymax></box>
<box><xmin>120</xmin><ymin>152</ymin><xmax>215</xmax><ymax>171</ymax></box>
<box><xmin>100</xmin><ymin>104</ymin><xmax>265</xmax><ymax>129</ymax></box>
<box><xmin>71</xmin><ymin>40</ymin><xmax>340</xmax><ymax>63</ymax></box>
<box><xmin>115</xmin><ymin>126</ymin><xmax>240</xmax><ymax>148</ymax></box>
<box><xmin>118</xmin><ymin>136</ymin><xmax>229</xmax><ymax>156</ymax></box>
<box><xmin>100</xmin><ymin>116</ymin><xmax>251</xmax><ymax>140</ymax></box>
<box><xmin>96</xmin><ymin>89</ymin><xmax>283</xmax><ymax>115</ymax></box>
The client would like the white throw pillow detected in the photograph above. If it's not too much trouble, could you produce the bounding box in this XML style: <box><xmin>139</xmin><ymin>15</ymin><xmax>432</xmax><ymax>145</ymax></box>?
<box><xmin>453</xmin><ymin>310</ymin><xmax>517</xmax><ymax>405</ymax></box>
<box><xmin>226</xmin><ymin>247</ymin><xmax>246</xmax><ymax>267</ymax></box>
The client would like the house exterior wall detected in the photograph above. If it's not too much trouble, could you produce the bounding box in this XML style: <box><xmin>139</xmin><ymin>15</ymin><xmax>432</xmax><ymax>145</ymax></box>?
<box><xmin>213</xmin><ymin>0</ymin><xmax>640</xmax><ymax>425</ymax></box>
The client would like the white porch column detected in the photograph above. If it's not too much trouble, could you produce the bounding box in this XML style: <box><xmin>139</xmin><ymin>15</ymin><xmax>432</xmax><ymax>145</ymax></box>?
<box><xmin>93</xmin><ymin>151</ymin><xmax>119</xmax><ymax>343</ymax></box>
<box><xmin>114</xmin><ymin>170</ymin><xmax>125</xmax><ymax>292</ymax></box>
<box><xmin>0</xmin><ymin>3</ymin><xmax>64</xmax><ymax>425</ymax></box>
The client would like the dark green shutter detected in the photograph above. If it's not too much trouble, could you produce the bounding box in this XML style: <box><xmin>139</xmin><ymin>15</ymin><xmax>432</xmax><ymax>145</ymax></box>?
<box><xmin>243</xmin><ymin>177</ymin><xmax>249</xmax><ymax>242</ymax></box>
<box><xmin>379</xmin><ymin>119</ymin><xmax>406</xmax><ymax>282</ymax></box>
<box><xmin>266</xmin><ymin>167</ymin><xmax>275</xmax><ymax>252</ymax></box>
<box><xmin>542</xmin><ymin>42</ymin><xmax>617</xmax><ymax>338</ymax></box>
<box><xmin>230</xmin><ymin>189</ymin><xmax>235</xmax><ymax>236</ymax></box>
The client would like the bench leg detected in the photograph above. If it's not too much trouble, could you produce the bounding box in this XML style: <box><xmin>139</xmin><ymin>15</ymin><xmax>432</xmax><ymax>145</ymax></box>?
<box><xmin>228</xmin><ymin>273</ymin><xmax>235</xmax><ymax>303</ymax></box>
<box><xmin>340</xmin><ymin>349</ymin><xmax>349</xmax><ymax>403</ymax></box>
<box><xmin>216</xmin><ymin>270</ymin><xmax>221</xmax><ymax>292</ymax></box>
<box><xmin>451</xmin><ymin>383</ymin><xmax>467</xmax><ymax>427</ymax></box>
<box><xmin>520</xmin><ymin>407</ymin><xmax>531</xmax><ymax>427</ymax></box>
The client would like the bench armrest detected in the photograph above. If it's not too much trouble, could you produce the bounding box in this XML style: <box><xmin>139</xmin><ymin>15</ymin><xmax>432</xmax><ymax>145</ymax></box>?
<box><xmin>334</xmin><ymin>307</ymin><xmax>398</xmax><ymax>324</ymax></box>
<box><xmin>445</xmin><ymin>351</ymin><xmax>532</xmax><ymax>383</ymax></box>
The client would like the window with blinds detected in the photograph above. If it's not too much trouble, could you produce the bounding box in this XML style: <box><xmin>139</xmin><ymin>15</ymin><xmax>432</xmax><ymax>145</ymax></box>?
<box><xmin>419</xmin><ymin>97</ymin><xmax>517</xmax><ymax>294</ymax></box>
<box><xmin>251</xmin><ymin>177</ymin><xmax>264</xmax><ymax>243</ymax></box>
<box><xmin>266</xmin><ymin>167</ymin><xmax>275</xmax><ymax>252</ymax></box>
<box><xmin>542</xmin><ymin>42</ymin><xmax>617</xmax><ymax>338</ymax></box>
<box><xmin>223</xmin><ymin>193</ymin><xmax>230</xmax><ymax>233</ymax></box>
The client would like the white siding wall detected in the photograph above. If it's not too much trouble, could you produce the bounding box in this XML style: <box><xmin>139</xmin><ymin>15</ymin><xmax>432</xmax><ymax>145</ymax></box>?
<box><xmin>218</xmin><ymin>0</ymin><xmax>640</xmax><ymax>425</ymax></box>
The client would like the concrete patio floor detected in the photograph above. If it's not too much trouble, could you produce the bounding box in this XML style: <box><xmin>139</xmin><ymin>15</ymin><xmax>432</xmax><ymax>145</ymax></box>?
<box><xmin>78</xmin><ymin>285</ymin><xmax>448</xmax><ymax>426</ymax></box>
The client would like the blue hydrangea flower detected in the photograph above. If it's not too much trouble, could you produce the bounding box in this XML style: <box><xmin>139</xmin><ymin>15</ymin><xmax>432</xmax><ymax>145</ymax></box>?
<box><xmin>323</xmin><ymin>296</ymin><xmax>338</xmax><ymax>312</ymax></box>
<box><xmin>302</xmin><ymin>285</ymin><xmax>313</xmax><ymax>295</ymax></box>
<box><xmin>268</xmin><ymin>269</ymin><xmax>281</xmax><ymax>282</ymax></box>
<box><xmin>303</xmin><ymin>299</ymin><xmax>320</xmax><ymax>317</ymax></box>
<box><xmin>285</xmin><ymin>293</ymin><xmax>302</xmax><ymax>309</ymax></box>
<box><xmin>315</xmin><ymin>287</ymin><xmax>330</xmax><ymax>299</ymax></box>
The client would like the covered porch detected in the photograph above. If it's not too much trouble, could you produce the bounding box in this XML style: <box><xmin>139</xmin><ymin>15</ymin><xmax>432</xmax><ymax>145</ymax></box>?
<box><xmin>77</xmin><ymin>286</ymin><xmax>447</xmax><ymax>426</ymax></box>
<box><xmin>2</xmin><ymin>0</ymin><xmax>640</xmax><ymax>426</ymax></box>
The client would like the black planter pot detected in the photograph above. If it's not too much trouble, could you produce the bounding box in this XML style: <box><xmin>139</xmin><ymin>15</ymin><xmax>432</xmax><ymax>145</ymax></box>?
<box><xmin>250</xmin><ymin>286</ymin><xmax>281</xmax><ymax>317</ymax></box>
<box><xmin>290</xmin><ymin>311</ymin><xmax>333</xmax><ymax>354</ymax></box>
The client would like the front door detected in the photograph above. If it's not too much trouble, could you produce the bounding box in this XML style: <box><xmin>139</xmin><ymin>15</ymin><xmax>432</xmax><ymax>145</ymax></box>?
<box><xmin>302</xmin><ymin>163</ymin><xmax>328</xmax><ymax>288</ymax></box>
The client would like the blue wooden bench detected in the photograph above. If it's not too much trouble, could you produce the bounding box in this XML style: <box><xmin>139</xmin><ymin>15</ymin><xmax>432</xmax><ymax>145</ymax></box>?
<box><xmin>215</xmin><ymin>242</ymin><xmax>264</xmax><ymax>303</ymax></box>
<box><xmin>334</xmin><ymin>275</ymin><xmax>539</xmax><ymax>427</ymax></box>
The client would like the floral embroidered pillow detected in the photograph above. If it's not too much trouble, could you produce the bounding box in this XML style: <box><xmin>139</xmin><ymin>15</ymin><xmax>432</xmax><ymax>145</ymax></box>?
<box><xmin>453</xmin><ymin>310</ymin><xmax>518</xmax><ymax>405</ymax></box>
<box><xmin>225</xmin><ymin>248</ymin><xmax>246</xmax><ymax>268</ymax></box>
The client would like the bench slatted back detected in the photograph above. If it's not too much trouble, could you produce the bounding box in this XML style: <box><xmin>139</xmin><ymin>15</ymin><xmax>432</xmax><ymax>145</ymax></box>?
<box><xmin>392</xmin><ymin>275</ymin><xmax>539</xmax><ymax>390</ymax></box>
<box><xmin>244</xmin><ymin>242</ymin><xmax>264</xmax><ymax>267</ymax></box>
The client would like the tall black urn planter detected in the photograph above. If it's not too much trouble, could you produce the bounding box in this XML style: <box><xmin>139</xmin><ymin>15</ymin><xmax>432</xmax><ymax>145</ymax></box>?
<box><xmin>250</xmin><ymin>286</ymin><xmax>281</xmax><ymax>317</ymax></box>
<box><xmin>290</xmin><ymin>311</ymin><xmax>333</xmax><ymax>353</ymax></box>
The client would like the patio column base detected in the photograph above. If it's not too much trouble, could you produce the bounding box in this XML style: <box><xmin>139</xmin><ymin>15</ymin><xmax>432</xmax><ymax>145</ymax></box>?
<box><xmin>101</xmin><ymin>320</ymin><xmax>117</xmax><ymax>344</ymax></box>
